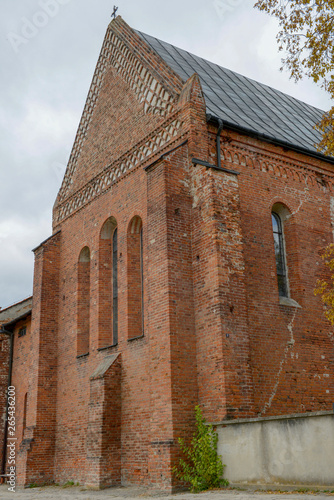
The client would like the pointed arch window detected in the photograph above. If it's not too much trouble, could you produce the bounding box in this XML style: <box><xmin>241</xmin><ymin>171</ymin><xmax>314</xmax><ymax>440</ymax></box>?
<box><xmin>98</xmin><ymin>218</ymin><xmax>118</xmax><ymax>348</ymax></box>
<box><xmin>272</xmin><ymin>212</ymin><xmax>288</xmax><ymax>298</ymax></box>
<box><xmin>127</xmin><ymin>216</ymin><xmax>144</xmax><ymax>340</ymax></box>
<box><xmin>22</xmin><ymin>392</ymin><xmax>28</xmax><ymax>439</ymax></box>
<box><xmin>77</xmin><ymin>246</ymin><xmax>90</xmax><ymax>356</ymax></box>
<box><xmin>112</xmin><ymin>227</ymin><xmax>118</xmax><ymax>346</ymax></box>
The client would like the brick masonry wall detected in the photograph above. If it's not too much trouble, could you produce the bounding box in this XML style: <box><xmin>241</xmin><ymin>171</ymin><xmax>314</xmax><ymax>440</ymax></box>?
<box><xmin>207</xmin><ymin>127</ymin><xmax>334</xmax><ymax>419</ymax></box>
<box><xmin>20</xmin><ymin>232</ymin><xmax>60</xmax><ymax>487</ymax></box>
<box><xmin>86</xmin><ymin>354</ymin><xmax>122</xmax><ymax>488</ymax></box>
<box><xmin>9</xmin><ymin>316</ymin><xmax>32</xmax><ymax>485</ymax></box>
<box><xmin>146</xmin><ymin>145</ymin><xmax>199</xmax><ymax>489</ymax></box>
<box><xmin>52</xmin><ymin>167</ymin><xmax>151</xmax><ymax>487</ymax></box>
<box><xmin>191</xmin><ymin>162</ymin><xmax>254</xmax><ymax>421</ymax></box>
<box><xmin>6</xmin><ymin>15</ymin><xmax>334</xmax><ymax>492</ymax></box>
<box><xmin>49</xmin><ymin>18</ymin><xmax>189</xmax><ymax>489</ymax></box>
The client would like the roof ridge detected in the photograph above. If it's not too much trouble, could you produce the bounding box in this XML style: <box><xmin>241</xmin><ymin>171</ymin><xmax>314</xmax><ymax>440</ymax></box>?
<box><xmin>136</xmin><ymin>29</ymin><xmax>330</xmax><ymax>159</ymax></box>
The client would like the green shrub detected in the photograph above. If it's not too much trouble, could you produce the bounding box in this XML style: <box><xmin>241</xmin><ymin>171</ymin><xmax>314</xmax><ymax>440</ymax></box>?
<box><xmin>62</xmin><ymin>481</ymin><xmax>76</xmax><ymax>488</ymax></box>
<box><xmin>27</xmin><ymin>483</ymin><xmax>39</xmax><ymax>489</ymax></box>
<box><xmin>173</xmin><ymin>406</ymin><xmax>228</xmax><ymax>492</ymax></box>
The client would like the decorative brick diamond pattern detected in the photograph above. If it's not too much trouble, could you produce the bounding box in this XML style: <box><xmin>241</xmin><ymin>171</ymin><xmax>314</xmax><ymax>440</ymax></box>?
<box><xmin>57</xmin><ymin>29</ymin><xmax>176</xmax><ymax>205</ymax></box>
<box><xmin>55</xmin><ymin>117</ymin><xmax>183</xmax><ymax>224</ymax></box>
<box><xmin>57</xmin><ymin>29</ymin><xmax>114</xmax><ymax>204</ymax></box>
<box><xmin>107</xmin><ymin>33</ymin><xmax>175</xmax><ymax>116</ymax></box>
<box><xmin>221</xmin><ymin>144</ymin><xmax>334</xmax><ymax>192</ymax></box>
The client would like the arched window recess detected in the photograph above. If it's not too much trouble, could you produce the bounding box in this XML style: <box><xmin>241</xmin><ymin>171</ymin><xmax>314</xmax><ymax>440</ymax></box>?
<box><xmin>98</xmin><ymin>217</ymin><xmax>118</xmax><ymax>349</ymax></box>
<box><xmin>272</xmin><ymin>211</ymin><xmax>289</xmax><ymax>298</ymax></box>
<box><xmin>77</xmin><ymin>246</ymin><xmax>91</xmax><ymax>357</ymax></box>
<box><xmin>127</xmin><ymin>216</ymin><xmax>144</xmax><ymax>340</ymax></box>
<box><xmin>271</xmin><ymin>204</ymin><xmax>302</xmax><ymax>309</ymax></box>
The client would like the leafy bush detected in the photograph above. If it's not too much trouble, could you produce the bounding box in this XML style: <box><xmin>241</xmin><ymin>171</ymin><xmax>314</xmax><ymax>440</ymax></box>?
<box><xmin>173</xmin><ymin>406</ymin><xmax>228</xmax><ymax>492</ymax></box>
<box><xmin>314</xmin><ymin>243</ymin><xmax>334</xmax><ymax>326</ymax></box>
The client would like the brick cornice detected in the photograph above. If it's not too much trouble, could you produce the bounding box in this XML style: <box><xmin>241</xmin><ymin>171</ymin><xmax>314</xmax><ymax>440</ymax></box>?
<box><xmin>221</xmin><ymin>141</ymin><xmax>334</xmax><ymax>192</ymax></box>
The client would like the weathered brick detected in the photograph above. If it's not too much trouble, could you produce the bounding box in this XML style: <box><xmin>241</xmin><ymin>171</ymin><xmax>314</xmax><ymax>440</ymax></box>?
<box><xmin>0</xmin><ymin>16</ymin><xmax>333</xmax><ymax>492</ymax></box>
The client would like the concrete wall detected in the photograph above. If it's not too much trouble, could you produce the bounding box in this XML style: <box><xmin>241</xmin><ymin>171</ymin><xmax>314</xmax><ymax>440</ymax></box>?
<box><xmin>217</xmin><ymin>412</ymin><xmax>334</xmax><ymax>486</ymax></box>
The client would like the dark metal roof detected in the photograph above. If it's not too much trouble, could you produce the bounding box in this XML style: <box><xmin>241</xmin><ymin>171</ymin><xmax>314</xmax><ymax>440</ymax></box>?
<box><xmin>0</xmin><ymin>297</ymin><xmax>32</xmax><ymax>326</ymax></box>
<box><xmin>137</xmin><ymin>31</ymin><xmax>326</xmax><ymax>157</ymax></box>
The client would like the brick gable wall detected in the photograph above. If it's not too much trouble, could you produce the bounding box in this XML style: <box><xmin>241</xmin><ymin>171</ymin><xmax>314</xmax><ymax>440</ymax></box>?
<box><xmin>5</xmin><ymin>16</ymin><xmax>334</xmax><ymax>492</ymax></box>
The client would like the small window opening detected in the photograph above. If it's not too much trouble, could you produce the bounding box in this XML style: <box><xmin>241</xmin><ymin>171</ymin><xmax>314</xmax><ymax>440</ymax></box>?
<box><xmin>18</xmin><ymin>327</ymin><xmax>27</xmax><ymax>338</ymax></box>
<box><xmin>22</xmin><ymin>392</ymin><xmax>28</xmax><ymax>438</ymax></box>
<box><xmin>272</xmin><ymin>212</ymin><xmax>288</xmax><ymax>297</ymax></box>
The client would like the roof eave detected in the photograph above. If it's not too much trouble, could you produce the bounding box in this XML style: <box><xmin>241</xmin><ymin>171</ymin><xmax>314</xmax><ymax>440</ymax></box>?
<box><xmin>2</xmin><ymin>310</ymin><xmax>32</xmax><ymax>332</ymax></box>
<box><xmin>207</xmin><ymin>114</ymin><xmax>334</xmax><ymax>166</ymax></box>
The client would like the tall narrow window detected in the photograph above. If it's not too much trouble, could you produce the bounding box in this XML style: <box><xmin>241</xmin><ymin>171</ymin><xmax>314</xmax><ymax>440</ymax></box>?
<box><xmin>127</xmin><ymin>216</ymin><xmax>144</xmax><ymax>340</ymax></box>
<box><xmin>140</xmin><ymin>227</ymin><xmax>144</xmax><ymax>334</ymax></box>
<box><xmin>112</xmin><ymin>227</ymin><xmax>118</xmax><ymax>345</ymax></box>
<box><xmin>77</xmin><ymin>246</ymin><xmax>90</xmax><ymax>356</ymax></box>
<box><xmin>22</xmin><ymin>392</ymin><xmax>27</xmax><ymax>439</ymax></box>
<box><xmin>98</xmin><ymin>218</ymin><xmax>118</xmax><ymax>348</ymax></box>
<box><xmin>272</xmin><ymin>212</ymin><xmax>288</xmax><ymax>297</ymax></box>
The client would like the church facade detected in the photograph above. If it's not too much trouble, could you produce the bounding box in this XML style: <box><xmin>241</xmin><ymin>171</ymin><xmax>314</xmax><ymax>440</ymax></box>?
<box><xmin>1</xmin><ymin>16</ymin><xmax>334</xmax><ymax>490</ymax></box>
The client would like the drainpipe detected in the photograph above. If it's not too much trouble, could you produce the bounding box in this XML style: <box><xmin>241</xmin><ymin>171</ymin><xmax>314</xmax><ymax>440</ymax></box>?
<box><xmin>216</xmin><ymin>119</ymin><xmax>224</xmax><ymax>169</ymax></box>
<box><xmin>0</xmin><ymin>328</ymin><xmax>14</xmax><ymax>481</ymax></box>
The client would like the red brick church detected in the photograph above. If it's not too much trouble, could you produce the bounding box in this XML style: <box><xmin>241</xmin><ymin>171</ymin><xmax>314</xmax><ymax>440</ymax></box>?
<box><xmin>0</xmin><ymin>16</ymin><xmax>333</xmax><ymax>490</ymax></box>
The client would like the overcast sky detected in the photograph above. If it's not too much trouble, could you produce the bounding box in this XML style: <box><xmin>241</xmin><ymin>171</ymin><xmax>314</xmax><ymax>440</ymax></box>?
<box><xmin>0</xmin><ymin>0</ymin><xmax>332</xmax><ymax>309</ymax></box>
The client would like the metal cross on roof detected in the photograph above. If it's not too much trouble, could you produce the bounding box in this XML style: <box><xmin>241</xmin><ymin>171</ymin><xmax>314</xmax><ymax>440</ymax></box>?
<box><xmin>111</xmin><ymin>5</ymin><xmax>118</xmax><ymax>19</ymax></box>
